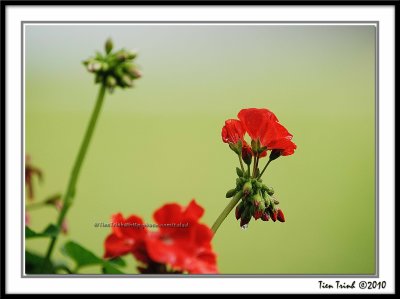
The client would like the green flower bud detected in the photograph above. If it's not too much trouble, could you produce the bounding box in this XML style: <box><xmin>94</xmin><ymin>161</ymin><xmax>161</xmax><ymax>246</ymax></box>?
<box><xmin>225</xmin><ymin>188</ymin><xmax>237</xmax><ymax>198</ymax></box>
<box><xmin>126</xmin><ymin>50</ymin><xmax>137</xmax><ymax>59</ymax></box>
<box><xmin>105</xmin><ymin>38</ymin><xmax>113</xmax><ymax>54</ymax></box>
<box><xmin>121</xmin><ymin>75</ymin><xmax>133</xmax><ymax>87</ymax></box>
<box><xmin>236</xmin><ymin>167</ymin><xmax>243</xmax><ymax>177</ymax></box>
<box><xmin>101</xmin><ymin>62</ymin><xmax>109</xmax><ymax>72</ymax></box>
<box><xmin>262</xmin><ymin>185</ymin><xmax>274</xmax><ymax>196</ymax></box>
<box><xmin>106</xmin><ymin>76</ymin><xmax>117</xmax><ymax>88</ymax></box>
<box><xmin>242</xmin><ymin>181</ymin><xmax>252</xmax><ymax>196</ymax></box>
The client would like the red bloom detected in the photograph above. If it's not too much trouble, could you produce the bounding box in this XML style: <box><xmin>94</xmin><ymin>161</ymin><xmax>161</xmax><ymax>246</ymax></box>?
<box><xmin>104</xmin><ymin>213</ymin><xmax>149</xmax><ymax>263</ymax></box>
<box><xmin>237</xmin><ymin>108</ymin><xmax>296</xmax><ymax>157</ymax></box>
<box><xmin>237</xmin><ymin>108</ymin><xmax>278</xmax><ymax>141</ymax></box>
<box><xmin>221</xmin><ymin>119</ymin><xmax>245</xmax><ymax>144</ymax></box>
<box><xmin>103</xmin><ymin>200</ymin><xmax>218</xmax><ymax>274</ymax></box>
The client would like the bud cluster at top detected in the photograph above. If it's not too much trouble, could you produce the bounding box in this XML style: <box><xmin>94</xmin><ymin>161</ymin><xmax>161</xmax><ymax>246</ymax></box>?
<box><xmin>83</xmin><ymin>38</ymin><xmax>142</xmax><ymax>92</ymax></box>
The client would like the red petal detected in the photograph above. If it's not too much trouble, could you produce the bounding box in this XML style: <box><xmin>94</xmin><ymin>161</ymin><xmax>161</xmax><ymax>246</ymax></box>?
<box><xmin>104</xmin><ymin>233</ymin><xmax>134</xmax><ymax>259</ymax></box>
<box><xmin>183</xmin><ymin>199</ymin><xmax>204</xmax><ymax>222</ymax></box>
<box><xmin>238</xmin><ymin>108</ymin><xmax>278</xmax><ymax>141</ymax></box>
<box><xmin>221</xmin><ymin>119</ymin><xmax>245</xmax><ymax>144</ymax></box>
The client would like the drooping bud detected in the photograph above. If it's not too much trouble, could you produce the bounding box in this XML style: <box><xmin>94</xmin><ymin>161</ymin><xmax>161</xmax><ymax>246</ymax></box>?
<box><xmin>229</xmin><ymin>143</ymin><xmax>240</xmax><ymax>155</ymax></box>
<box><xmin>105</xmin><ymin>38</ymin><xmax>113</xmax><ymax>54</ymax></box>
<box><xmin>253</xmin><ymin>209</ymin><xmax>263</xmax><ymax>220</ymax></box>
<box><xmin>236</xmin><ymin>167</ymin><xmax>243</xmax><ymax>177</ymax></box>
<box><xmin>240</xmin><ymin>207</ymin><xmax>252</xmax><ymax>228</ymax></box>
<box><xmin>252</xmin><ymin>193</ymin><xmax>263</xmax><ymax>208</ymax></box>
<box><xmin>106</xmin><ymin>76</ymin><xmax>117</xmax><ymax>88</ymax></box>
<box><xmin>226</xmin><ymin>188</ymin><xmax>237</xmax><ymax>198</ymax></box>
<box><xmin>271</xmin><ymin>210</ymin><xmax>278</xmax><ymax>222</ymax></box>
<box><xmin>261</xmin><ymin>211</ymin><xmax>269</xmax><ymax>221</ymax></box>
<box><xmin>235</xmin><ymin>202</ymin><xmax>245</xmax><ymax>220</ymax></box>
<box><xmin>277</xmin><ymin>209</ymin><xmax>285</xmax><ymax>222</ymax></box>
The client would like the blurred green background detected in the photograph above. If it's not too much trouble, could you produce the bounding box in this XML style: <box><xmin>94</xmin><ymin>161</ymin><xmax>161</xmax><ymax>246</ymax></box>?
<box><xmin>25</xmin><ymin>24</ymin><xmax>376</xmax><ymax>274</ymax></box>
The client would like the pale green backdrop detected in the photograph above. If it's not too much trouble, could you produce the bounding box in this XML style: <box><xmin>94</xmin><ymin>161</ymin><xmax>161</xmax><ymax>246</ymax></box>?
<box><xmin>25</xmin><ymin>24</ymin><xmax>376</xmax><ymax>274</ymax></box>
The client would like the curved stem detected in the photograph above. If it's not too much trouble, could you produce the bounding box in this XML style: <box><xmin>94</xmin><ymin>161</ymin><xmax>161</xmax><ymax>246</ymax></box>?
<box><xmin>41</xmin><ymin>84</ymin><xmax>107</xmax><ymax>272</ymax></box>
<box><xmin>211</xmin><ymin>192</ymin><xmax>242</xmax><ymax>235</ymax></box>
<box><xmin>258</xmin><ymin>159</ymin><xmax>272</xmax><ymax>179</ymax></box>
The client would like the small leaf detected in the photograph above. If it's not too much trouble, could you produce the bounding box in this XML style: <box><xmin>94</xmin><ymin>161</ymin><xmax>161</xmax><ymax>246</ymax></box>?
<box><xmin>26</xmin><ymin>224</ymin><xmax>59</xmax><ymax>239</ymax></box>
<box><xmin>62</xmin><ymin>241</ymin><xmax>102</xmax><ymax>269</ymax></box>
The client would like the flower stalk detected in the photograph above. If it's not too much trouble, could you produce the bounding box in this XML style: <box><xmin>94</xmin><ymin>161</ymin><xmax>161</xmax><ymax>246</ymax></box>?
<box><xmin>42</xmin><ymin>84</ymin><xmax>107</xmax><ymax>272</ymax></box>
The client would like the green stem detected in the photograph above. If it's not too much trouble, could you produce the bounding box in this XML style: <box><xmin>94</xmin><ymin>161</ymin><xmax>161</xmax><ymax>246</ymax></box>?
<box><xmin>252</xmin><ymin>154</ymin><xmax>259</xmax><ymax>178</ymax></box>
<box><xmin>41</xmin><ymin>84</ymin><xmax>107</xmax><ymax>272</ymax></box>
<box><xmin>211</xmin><ymin>192</ymin><xmax>242</xmax><ymax>235</ymax></box>
<box><xmin>238</xmin><ymin>154</ymin><xmax>245</xmax><ymax>173</ymax></box>
<box><xmin>258</xmin><ymin>159</ymin><xmax>272</xmax><ymax>179</ymax></box>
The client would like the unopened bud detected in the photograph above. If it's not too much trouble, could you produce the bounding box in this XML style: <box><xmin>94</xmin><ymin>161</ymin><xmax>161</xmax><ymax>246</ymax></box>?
<box><xmin>269</xmin><ymin>149</ymin><xmax>282</xmax><ymax>161</ymax></box>
<box><xmin>235</xmin><ymin>202</ymin><xmax>245</xmax><ymax>220</ymax></box>
<box><xmin>105</xmin><ymin>38</ymin><xmax>113</xmax><ymax>54</ymax></box>
<box><xmin>253</xmin><ymin>209</ymin><xmax>263</xmax><ymax>220</ymax></box>
<box><xmin>126</xmin><ymin>50</ymin><xmax>137</xmax><ymax>59</ymax></box>
<box><xmin>106</xmin><ymin>76</ymin><xmax>117</xmax><ymax>87</ymax></box>
<box><xmin>240</xmin><ymin>207</ymin><xmax>251</xmax><ymax>227</ymax></box>
<box><xmin>242</xmin><ymin>181</ymin><xmax>252</xmax><ymax>196</ymax></box>
<box><xmin>121</xmin><ymin>75</ymin><xmax>133</xmax><ymax>87</ymax></box>
<box><xmin>277</xmin><ymin>209</ymin><xmax>285</xmax><ymax>222</ymax></box>
<box><xmin>226</xmin><ymin>188</ymin><xmax>237</xmax><ymax>198</ymax></box>
<box><xmin>236</xmin><ymin>167</ymin><xmax>243</xmax><ymax>177</ymax></box>
<box><xmin>261</xmin><ymin>211</ymin><xmax>269</xmax><ymax>221</ymax></box>
<box><xmin>271</xmin><ymin>210</ymin><xmax>278</xmax><ymax>222</ymax></box>
<box><xmin>242</xmin><ymin>143</ymin><xmax>252</xmax><ymax>165</ymax></box>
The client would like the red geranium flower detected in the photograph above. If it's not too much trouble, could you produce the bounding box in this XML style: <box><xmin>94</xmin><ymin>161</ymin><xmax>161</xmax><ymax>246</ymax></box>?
<box><xmin>223</xmin><ymin>108</ymin><xmax>297</xmax><ymax>158</ymax></box>
<box><xmin>104</xmin><ymin>213</ymin><xmax>149</xmax><ymax>263</ymax></box>
<box><xmin>221</xmin><ymin>119</ymin><xmax>245</xmax><ymax>144</ymax></box>
<box><xmin>103</xmin><ymin>200</ymin><xmax>218</xmax><ymax>274</ymax></box>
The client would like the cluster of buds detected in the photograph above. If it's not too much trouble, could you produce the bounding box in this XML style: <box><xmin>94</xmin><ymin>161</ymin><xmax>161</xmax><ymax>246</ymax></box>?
<box><xmin>83</xmin><ymin>38</ymin><xmax>141</xmax><ymax>92</ymax></box>
<box><xmin>226</xmin><ymin>167</ymin><xmax>285</xmax><ymax>228</ymax></box>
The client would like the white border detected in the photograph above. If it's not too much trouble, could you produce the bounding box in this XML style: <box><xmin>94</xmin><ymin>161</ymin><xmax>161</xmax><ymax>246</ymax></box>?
<box><xmin>6</xmin><ymin>5</ymin><xmax>395</xmax><ymax>294</ymax></box>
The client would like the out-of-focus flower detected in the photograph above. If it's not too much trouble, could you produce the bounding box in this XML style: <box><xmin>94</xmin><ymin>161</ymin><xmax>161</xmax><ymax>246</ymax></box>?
<box><xmin>104</xmin><ymin>200</ymin><xmax>218</xmax><ymax>274</ymax></box>
<box><xmin>25</xmin><ymin>155</ymin><xmax>43</xmax><ymax>200</ymax></box>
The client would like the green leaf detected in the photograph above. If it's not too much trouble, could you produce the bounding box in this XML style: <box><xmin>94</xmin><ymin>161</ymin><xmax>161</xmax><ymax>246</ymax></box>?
<box><xmin>26</xmin><ymin>224</ymin><xmax>59</xmax><ymax>239</ymax></box>
<box><xmin>62</xmin><ymin>241</ymin><xmax>103</xmax><ymax>269</ymax></box>
<box><xmin>102</xmin><ymin>262</ymin><xmax>125</xmax><ymax>274</ymax></box>
<box><xmin>107</xmin><ymin>257</ymin><xmax>127</xmax><ymax>267</ymax></box>
<box><xmin>25</xmin><ymin>250</ymin><xmax>55</xmax><ymax>274</ymax></box>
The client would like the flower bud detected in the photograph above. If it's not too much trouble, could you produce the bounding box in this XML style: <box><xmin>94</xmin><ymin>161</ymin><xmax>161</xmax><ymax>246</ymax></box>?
<box><xmin>269</xmin><ymin>149</ymin><xmax>282</xmax><ymax>161</ymax></box>
<box><xmin>253</xmin><ymin>209</ymin><xmax>263</xmax><ymax>220</ymax></box>
<box><xmin>277</xmin><ymin>209</ymin><xmax>285</xmax><ymax>222</ymax></box>
<box><xmin>226</xmin><ymin>188</ymin><xmax>237</xmax><ymax>198</ymax></box>
<box><xmin>235</xmin><ymin>202</ymin><xmax>245</xmax><ymax>220</ymax></box>
<box><xmin>106</xmin><ymin>76</ymin><xmax>117</xmax><ymax>88</ymax></box>
<box><xmin>261</xmin><ymin>211</ymin><xmax>269</xmax><ymax>221</ymax></box>
<box><xmin>270</xmin><ymin>210</ymin><xmax>278</xmax><ymax>222</ymax></box>
<box><xmin>242</xmin><ymin>181</ymin><xmax>252</xmax><ymax>196</ymax></box>
<box><xmin>236</xmin><ymin>167</ymin><xmax>243</xmax><ymax>177</ymax></box>
<box><xmin>252</xmin><ymin>193</ymin><xmax>263</xmax><ymax>207</ymax></box>
<box><xmin>240</xmin><ymin>207</ymin><xmax>252</xmax><ymax>228</ymax></box>
<box><xmin>126</xmin><ymin>50</ymin><xmax>137</xmax><ymax>59</ymax></box>
<box><xmin>121</xmin><ymin>75</ymin><xmax>133</xmax><ymax>87</ymax></box>
<box><xmin>241</xmin><ymin>143</ymin><xmax>252</xmax><ymax>165</ymax></box>
<box><xmin>105</xmin><ymin>38</ymin><xmax>113</xmax><ymax>54</ymax></box>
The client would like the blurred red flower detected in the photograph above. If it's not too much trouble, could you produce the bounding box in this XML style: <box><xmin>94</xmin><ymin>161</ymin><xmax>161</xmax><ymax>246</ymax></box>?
<box><xmin>104</xmin><ymin>200</ymin><xmax>218</xmax><ymax>274</ymax></box>
<box><xmin>25</xmin><ymin>155</ymin><xmax>43</xmax><ymax>200</ymax></box>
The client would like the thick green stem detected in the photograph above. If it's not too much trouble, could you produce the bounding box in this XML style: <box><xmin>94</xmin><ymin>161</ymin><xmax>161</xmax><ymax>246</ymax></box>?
<box><xmin>41</xmin><ymin>84</ymin><xmax>107</xmax><ymax>272</ymax></box>
<box><xmin>211</xmin><ymin>193</ymin><xmax>242</xmax><ymax>235</ymax></box>
<box><xmin>258</xmin><ymin>159</ymin><xmax>272</xmax><ymax>179</ymax></box>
